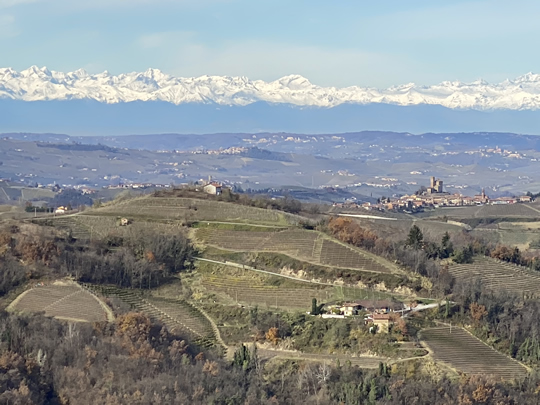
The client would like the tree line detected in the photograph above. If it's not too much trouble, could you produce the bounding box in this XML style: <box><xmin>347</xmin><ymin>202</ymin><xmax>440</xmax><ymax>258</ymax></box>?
<box><xmin>0</xmin><ymin>224</ymin><xmax>195</xmax><ymax>292</ymax></box>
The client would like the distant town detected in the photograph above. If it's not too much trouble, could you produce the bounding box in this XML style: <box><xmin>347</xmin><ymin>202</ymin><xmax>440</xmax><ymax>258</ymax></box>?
<box><xmin>333</xmin><ymin>176</ymin><xmax>534</xmax><ymax>213</ymax></box>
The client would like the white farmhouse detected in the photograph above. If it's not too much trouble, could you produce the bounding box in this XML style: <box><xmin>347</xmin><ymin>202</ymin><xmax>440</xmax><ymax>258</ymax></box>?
<box><xmin>203</xmin><ymin>182</ymin><xmax>222</xmax><ymax>195</ymax></box>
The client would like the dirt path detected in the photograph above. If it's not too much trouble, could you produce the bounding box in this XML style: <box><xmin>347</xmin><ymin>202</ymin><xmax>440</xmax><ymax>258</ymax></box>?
<box><xmin>257</xmin><ymin>348</ymin><xmax>387</xmax><ymax>368</ymax></box>
<box><xmin>197</xmin><ymin>221</ymin><xmax>287</xmax><ymax>229</ymax></box>
<box><xmin>193</xmin><ymin>304</ymin><xmax>231</xmax><ymax>357</ymax></box>
<box><xmin>196</xmin><ymin>257</ymin><xmax>335</xmax><ymax>287</ymax></box>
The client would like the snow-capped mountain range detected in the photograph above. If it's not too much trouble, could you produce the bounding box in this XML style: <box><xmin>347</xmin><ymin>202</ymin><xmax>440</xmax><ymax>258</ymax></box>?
<box><xmin>1</xmin><ymin>66</ymin><xmax>540</xmax><ymax>110</ymax></box>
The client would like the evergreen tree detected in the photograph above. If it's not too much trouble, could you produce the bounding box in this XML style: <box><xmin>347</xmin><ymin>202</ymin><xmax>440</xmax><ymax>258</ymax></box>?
<box><xmin>233</xmin><ymin>344</ymin><xmax>251</xmax><ymax>371</ymax></box>
<box><xmin>406</xmin><ymin>225</ymin><xmax>424</xmax><ymax>249</ymax></box>
<box><xmin>310</xmin><ymin>298</ymin><xmax>324</xmax><ymax>315</ymax></box>
<box><xmin>312</xmin><ymin>298</ymin><xmax>319</xmax><ymax>315</ymax></box>
<box><xmin>440</xmin><ymin>232</ymin><xmax>454</xmax><ymax>258</ymax></box>
<box><xmin>368</xmin><ymin>379</ymin><xmax>378</xmax><ymax>404</ymax></box>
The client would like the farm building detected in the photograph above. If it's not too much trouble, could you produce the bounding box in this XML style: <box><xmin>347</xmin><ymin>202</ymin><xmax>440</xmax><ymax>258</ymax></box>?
<box><xmin>370</xmin><ymin>313</ymin><xmax>392</xmax><ymax>333</ymax></box>
<box><xmin>340</xmin><ymin>302</ymin><xmax>363</xmax><ymax>316</ymax></box>
<box><xmin>338</xmin><ymin>299</ymin><xmax>404</xmax><ymax>317</ymax></box>
<box><xmin>355</xmin><ymin>299</ymin><xmax>404</xmax><ymax>314</ymax></box>
<box><xmin>203</xmin><ymin>182</ymin><xmax>222</xmax><ymax>195</ymax></box>
<box><xmin>55</xmin><ymin>206</ymin><xmax>67</xmax><ymax>214</ymax></box>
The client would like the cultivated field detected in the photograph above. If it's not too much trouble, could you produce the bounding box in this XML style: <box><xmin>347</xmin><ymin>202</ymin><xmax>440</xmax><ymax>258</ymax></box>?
<box><xmin>419</xmin><ymin>203</ymin><xmax>540</xmax><ymax>220</ymax></box>
<box><xmin>196</xmin><ymin>228</ymin><xmax>396</xmax><ymax>274</ymax></box>
<box><xmin>348</xmin><ymin>218</ymin><xmax>466</xmax><ymax>241</ymax></box>
<box><xmin>196</xmin><ymin>262</ymin><xmax>388</xmax><ymax>310</ymax></box>
<box><xmin>201</xmin><ymin>273</ymin><xmax>333</xmax><ymax>310</ymax></box>
<box><xmin>447</xmin><ymin>256</ymin><xmax>540</xmax><ymax>297</ymax></box>
<box><xmin>8</xmin><ymin>281</ymin><xmax>112</xmax><ymax>322</ymax></box>
<box><xmin>94</xmin><ymin>196</ymin><xmax>304</xmax><ymax>225</ymax></box>
<box><xmin>421</xmin><ymin>326</ymin><xmax>528</xmax><ymax>380</ymax></box>
<box><xmin>36</xmin><ymin>214</ymin><xmax>189</xmax><ymax>240</ymax></box>
<box><xmin>0</xmin><ymin>185</ymin><xmax>55</xmax><ymax>204</ymax></box>
<box><xmin>87</xmin><ymin>285</ymin><xmax>221</xmax><ymax>349</ymax></box>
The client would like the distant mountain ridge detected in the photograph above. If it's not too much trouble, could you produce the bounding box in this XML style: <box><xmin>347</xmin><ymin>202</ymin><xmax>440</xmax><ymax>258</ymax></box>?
<box><xmin>2</xmin><ymin>66</ymin><xmax>540</xmax><ymax>111</ymax></box>
<box><xmin>1</xmin><ymin>98</ymin><xmax>540</xmax><ymax>136</ymax></box>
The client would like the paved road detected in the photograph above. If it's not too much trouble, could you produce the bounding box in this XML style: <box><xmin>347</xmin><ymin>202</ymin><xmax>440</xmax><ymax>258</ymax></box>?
<box><xmin>338</xmin><ymin>214</ymin><xmax>397</xmax><ymax>221</ymax></box>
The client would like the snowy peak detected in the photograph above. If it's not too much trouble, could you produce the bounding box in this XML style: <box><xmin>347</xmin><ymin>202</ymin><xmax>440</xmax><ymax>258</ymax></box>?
<box><xmin>1</xmin><ymin>67</ymin><xmax>540</xmax><ymax>110</ymax></box>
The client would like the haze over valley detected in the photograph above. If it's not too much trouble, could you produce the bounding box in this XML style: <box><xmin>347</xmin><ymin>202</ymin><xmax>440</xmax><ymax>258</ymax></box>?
<box><xmin>3</xmin><ymin>1</ymin><xmax>540</xmax><ymax>404</ymax></box>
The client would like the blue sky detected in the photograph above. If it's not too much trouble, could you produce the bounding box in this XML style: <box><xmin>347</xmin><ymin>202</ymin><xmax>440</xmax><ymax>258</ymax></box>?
<box><xmin>0</xmin><ymin>0</ymin><xmax>538</xmax><ymax>87</ymax></box>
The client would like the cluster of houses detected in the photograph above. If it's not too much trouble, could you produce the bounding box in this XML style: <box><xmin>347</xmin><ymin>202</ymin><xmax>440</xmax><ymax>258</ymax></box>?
<box><xmin>106</xmin><ymin>183</ymin><xmax>172</xmax><ymax>190</ymax></box>
<box><xmin>323</xmin><ymin>299</ymin><xmax>405</xmax><ymax>333</ymax></box>
<box><xmin>334</xmin><ymin>176</ymin><xmax>533</xmax><ymax>212</ymax></box>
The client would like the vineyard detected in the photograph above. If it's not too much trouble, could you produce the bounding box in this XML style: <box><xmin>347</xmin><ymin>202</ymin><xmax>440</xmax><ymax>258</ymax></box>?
<box><xmin>419</xmin><ymin>203</ymin><xmax>540</xmax><ymax>220</ymax></box>
<box><xmin>341</xmin><ymin>217</ymin><xmax>464</xmax><ymax>241</ymax></box>
<box><xmin>85</xmin><ymin>285</ymin><xmax>222</xmax><ymax>350</ymax></box>
<box><xmin>196</xmin><ymin>228</ymin><xmax>397</xmax><ymax>274</ymax></box>
<box><xmin>8</xmin><ymin>282</ymin><xmax>111</xmax><ymax>323</ymax></box>
<box><xmin>37</xmin><ymin>214</ymin><xmax>188</xmax><ymax>240</ymax></box>
<box><xmin>196</xmin><ymin>262</ymin><xmax>385</xmax><ymax>310</ymax></box>
<box><xmin>94</xmin><ymin>196</ymin><xmax>304</xmax><ymax>225</ymax></box>
<box><xmin>447</xmin><ymin>256</ymin><xmax>540</xmax><ymax>297</ymax></box>
<box><xmin>421</xmin><ymin>326</ymin><xmax>528</xmax><ymax>380</ymax></box>
<box><xmin>201</xmin><ymin>273</ymin><xmax>333</xmax><ymax>310</ymax></box>
<box><xmin>474</xmin><ymin>203</ymin><xmax>540</xmax><ymax>218</ymax></box>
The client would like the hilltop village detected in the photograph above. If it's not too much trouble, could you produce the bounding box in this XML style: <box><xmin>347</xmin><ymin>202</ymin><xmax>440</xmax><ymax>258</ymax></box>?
<box><xmin>334</xmin><ymin>176</ymin><xmax>534</xmax><ymax>213</ymax></box>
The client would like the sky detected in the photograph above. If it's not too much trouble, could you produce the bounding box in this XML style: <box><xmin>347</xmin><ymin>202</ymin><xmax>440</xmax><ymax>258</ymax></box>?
<box><xmin>0</xmin><ymin>0</ymin><xmax>538</xmax><ymax>88</ymax></box>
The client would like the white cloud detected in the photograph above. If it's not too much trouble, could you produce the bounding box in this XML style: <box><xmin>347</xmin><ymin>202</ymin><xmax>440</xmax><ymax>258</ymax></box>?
<box><xmin>137</xmin><ymin>31</ymin><xmax>196</xmax><ymax>49</ymax></box>
<box><xmin>47</xmin><ymin>0</ymin><xmax>233</xmax><ymax>11</ymax></box>
<box><xmin>135</xmin><ymin>34</ymin><xmax>419</xmax><ymax>87</ymax></box>
<box><xmin>0</xmin><ymin>14</ymin><xmax>19</xmax><ymax>38</ymax></box>
<box><xmin>0</xmin><ymin>0</ymin><xmax>38</xmax><ymax>9</ymax></box>
<box><xmin>364</xmin><ymin>0</ymin><xmax>540</xmax><ymax>41</ymax></box>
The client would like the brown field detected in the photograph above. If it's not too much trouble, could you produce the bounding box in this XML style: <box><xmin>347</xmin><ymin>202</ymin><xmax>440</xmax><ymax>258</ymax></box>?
<box><xmin>447</xmin><ymin>256</ymin><xmax>540</xmax><ymax>297</ymax></box>
<box><xmin>421</xmin><ymin>326</ymin><xmax>528</xmax><ymax>380</ymax></box>
<box><xmin>9</xmin><ymin>282</ymin><xmax>111</xmax><ymax>322</ymax></box>
<box><xmin>196</xmin><ymin>228</ymin><xmax>397</xmax><ymax>274</ymax></box>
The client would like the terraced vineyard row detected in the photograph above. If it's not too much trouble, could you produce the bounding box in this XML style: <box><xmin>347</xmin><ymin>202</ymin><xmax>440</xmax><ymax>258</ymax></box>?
<box><xmin>40</xmin><ymin>214</ymin><xmax>190</xmax><ymax>240</ymax></box>
<box><xmin>198</xmin><ymin>228</ymin><xmax>395</xmax><ymax>274</ymax></box>
<box><xmin>202</xmin><ymin>274</ymin><xmax>335</xmax><ymax>310</ymax></box>
<box><xmin>421</xmin><ymin>326</ymin><xmax>528</xmax><ymax>380</ymax></box>
<box><xmin>95</xmin><ymin>196</ymin><xmax>303</xmax><ymax>225</ymax></box>
<box><xmin>44</xmin><ymin>216</ymin><xmax>92</xmax><ymax>239</ymax></box>
<box><xmin>86</xmin><ymin>285</ymin><xmax>221</xmax><ymax>350</ymax></box>
<box><xmin>9</xmin><ymin>282</ymin><xmax>110</xmax><ymax>323</ymax></box>
<box><xmin>447</xmin><ymin>256</ymin><xmax>540</xmax><ymax>297</ymax></box>
<box><xmin>319</xmin><ymin>240</ymin><xmax>391</xmax><ymax>273</ymax></box>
